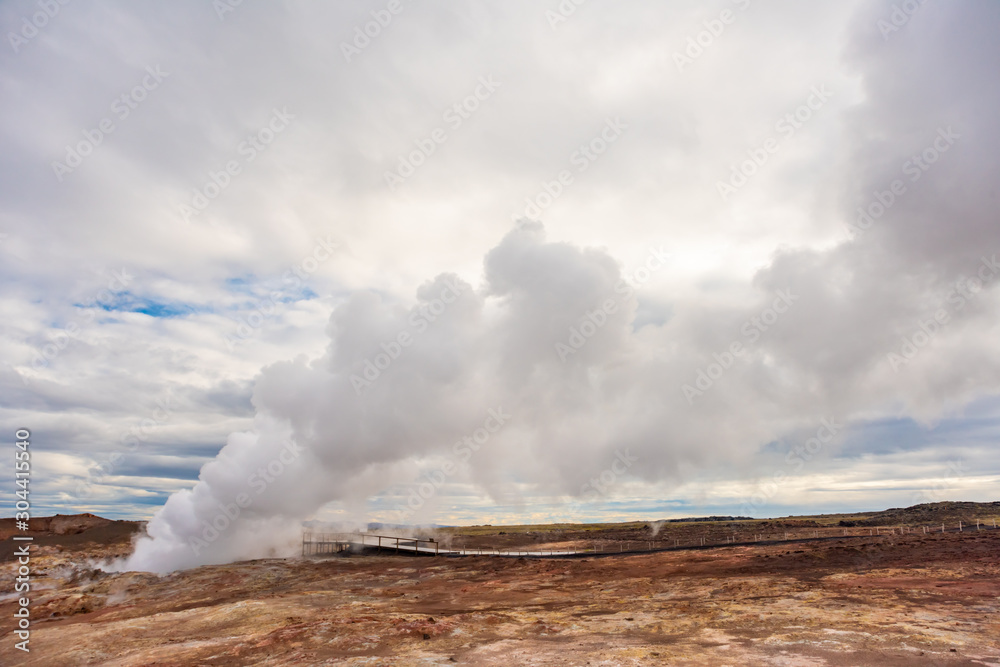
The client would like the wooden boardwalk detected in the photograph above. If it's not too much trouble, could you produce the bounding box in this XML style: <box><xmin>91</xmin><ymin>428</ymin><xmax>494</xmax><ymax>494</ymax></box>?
<box><xmin>303</xmin><ymin>522</ymin><xmax>998</xmax><ymax>559</ymax></box>
<box><xmin>302</xmin><ymin>532</ymin><xmax>583</xmax><ymax>557</ymax></box>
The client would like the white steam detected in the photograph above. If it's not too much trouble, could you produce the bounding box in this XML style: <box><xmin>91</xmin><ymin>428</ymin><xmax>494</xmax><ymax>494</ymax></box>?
<box><xmin>123</xmin><ymin>205</ymin><xmax>1000</xmax><ymax>573</ymax></box>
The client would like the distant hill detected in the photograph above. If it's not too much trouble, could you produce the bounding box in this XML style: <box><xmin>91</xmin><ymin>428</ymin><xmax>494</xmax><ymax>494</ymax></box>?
<box><xmin>0</xmin><ymin>513</ymin><xmax>143</xmax><ymax>561</ymax></box>
<box><xmin>0</xmin><ymin>512</ymin><xmax>119</xmax><ymax>540</ymax></box>
<box><xmin>818</xmin><ymin>501</ymin><xmax>1000</xmax><ymax>527</ymax></box>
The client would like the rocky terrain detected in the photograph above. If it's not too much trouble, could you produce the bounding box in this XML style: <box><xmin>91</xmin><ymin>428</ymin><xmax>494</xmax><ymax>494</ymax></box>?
<box><xmin>0</xmin><ymin>514</ymin><xmax>141</xmax><ymax>562</ymax></box>
<box><xmin>2</xmin><ymin>503</ymin><xmax>999</xmax><ymax>665</ymax></box>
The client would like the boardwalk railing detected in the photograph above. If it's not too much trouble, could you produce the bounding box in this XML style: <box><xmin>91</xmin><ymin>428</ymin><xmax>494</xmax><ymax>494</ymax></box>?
<box><xmin>302</xmin><ymin>532</ymin><xmax>583</xmax><ymax>557</ymax></box>
<box><xmin>304</xmin><ymin>533</ymin><xmax>443</xmax><ymax>556</ymax></box>
<box><xmin>302</xmin><ymin>520</ymin><xmax>999</xmax><ymax>559</ymax></box>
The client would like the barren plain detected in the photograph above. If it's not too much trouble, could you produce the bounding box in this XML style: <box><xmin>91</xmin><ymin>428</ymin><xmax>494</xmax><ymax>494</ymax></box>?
<box><xmin>2</xmin><ymin>504</ymin><xmax>1000</xmax><ymax>666</ymax></box>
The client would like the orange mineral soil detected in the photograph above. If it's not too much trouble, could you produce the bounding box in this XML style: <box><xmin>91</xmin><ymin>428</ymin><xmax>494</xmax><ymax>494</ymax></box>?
<box><xmin>2</xmin><ymin>514</ymin><xmax>999</xmax><ymax>665</ymax></box>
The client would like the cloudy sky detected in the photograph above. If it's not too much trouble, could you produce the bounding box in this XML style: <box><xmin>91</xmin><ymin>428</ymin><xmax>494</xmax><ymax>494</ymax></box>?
<box><xmin>2</xmin><ymin>0</ymin><xmax>999</xmax><ymax>562</ymax></box>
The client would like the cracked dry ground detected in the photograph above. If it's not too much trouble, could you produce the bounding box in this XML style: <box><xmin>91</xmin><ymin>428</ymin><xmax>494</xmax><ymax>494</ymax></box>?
<box><xmin>3</xmin><ymin>531</ymin><xmax>1000</xmax><ymax>666</ymax></box>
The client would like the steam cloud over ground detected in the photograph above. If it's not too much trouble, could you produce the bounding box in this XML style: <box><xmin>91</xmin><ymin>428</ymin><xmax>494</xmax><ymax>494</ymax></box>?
<box><xmin>2</xmin><ymin>1</ymin><xmax>999</xmax><ymax>575</ymax></box>
<box><xmin>129</xmin><ymin>197</ymin><xmax>999</xmax><ymax>574</ymax></box>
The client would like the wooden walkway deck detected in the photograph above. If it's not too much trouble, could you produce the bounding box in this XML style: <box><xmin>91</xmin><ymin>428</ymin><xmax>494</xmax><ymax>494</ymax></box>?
<box><xmin>302</xmin><ymin>532</ymin><xmax>583</xmax><ymax>557</ymax></box>
<box><xmin>303</xmin><ymin>522</ymin><xmax>998</xmax><ymax>559</ymax></box>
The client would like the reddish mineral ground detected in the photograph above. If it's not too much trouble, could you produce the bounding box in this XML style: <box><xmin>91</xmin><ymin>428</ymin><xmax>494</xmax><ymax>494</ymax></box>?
<box><xmin>2</xmin><ymin>502</ymin><xmax>999</xmax><ymax>666</ymax></box>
